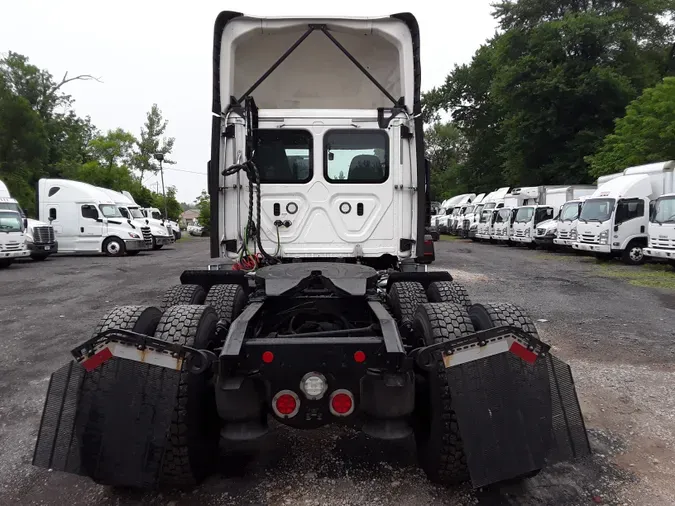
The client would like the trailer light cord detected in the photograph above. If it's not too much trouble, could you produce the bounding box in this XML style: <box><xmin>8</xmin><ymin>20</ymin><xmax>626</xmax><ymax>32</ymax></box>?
<box><xmin>222</xmin><ymin>159</ymin><xmax>279</xmax><ymax>266</ymax></box>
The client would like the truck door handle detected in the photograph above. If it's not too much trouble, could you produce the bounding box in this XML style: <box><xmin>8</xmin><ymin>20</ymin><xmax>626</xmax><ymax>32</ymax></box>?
<box><xmin>640</xmin><ymin>225</ymin><xmax>645</xmax><ymax>233</ymax></box>
<box><xmin>80</xmin><ymin>227</ymin><xmax>84</xmax><ymax>233</ymax></box>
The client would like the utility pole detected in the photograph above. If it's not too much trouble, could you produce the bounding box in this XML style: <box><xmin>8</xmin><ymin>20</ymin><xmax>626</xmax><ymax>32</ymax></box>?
<box><xmin>153</xmin><ymin>153</ymin><xmax>168</xmax><ymax>220</ymax></box>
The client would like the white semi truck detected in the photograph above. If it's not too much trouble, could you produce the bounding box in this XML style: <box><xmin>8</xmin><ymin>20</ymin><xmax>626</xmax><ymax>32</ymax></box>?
<box><xmin>0</xmin><ymin>180</ymin><xmax>58</xmax><ymax>260</ymax></box>
<box><xmin>572</xmin><ymin>161</ymin><xmax>674</xmax><ymax>264</ymax></box>
<box><xmin>38</xmin><ymin>178</ymin><xmax>152</xmax><ymax>256</ymax></box>
<box><xmin>0</xmin><ymin>209</ymin><xmax>30</xmax><ymax>268</ymax></box>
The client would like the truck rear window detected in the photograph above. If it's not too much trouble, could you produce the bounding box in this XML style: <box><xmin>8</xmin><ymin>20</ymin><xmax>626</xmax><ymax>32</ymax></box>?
<box><xmin>324</xmin><ymin>130</ymin><xmax>388</xmax><ymax>183</ymax></box>
<box><xmin>252</xmin><ymin>129</ymin><xmax>313</xmax><ymax>184</ymax></box>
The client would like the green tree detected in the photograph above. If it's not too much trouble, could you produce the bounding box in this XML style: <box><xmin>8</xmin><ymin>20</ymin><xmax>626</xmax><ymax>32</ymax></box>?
<box><xmin>587</xmin><ymin>77</ymin><xmax>675</xmax><ymax>177</ymax></box>
<box><xmin>133</xmin><ymin>104</ymin><xmax>176</xmax><ymax>180</ymax></box>
<box><xmin>423</xmin><ymin>0</ymin><xmax>675</xmax><ymax>189</ymax></box>
<box><xmin>424</xmin><ymin>122</ymin><xmax>470</xmax><ymax>199</ymax></box>
<box><xmin>152</xmin><ymin>186</ymin><xmax>182</xmax><ymax>221</ymax></box>
<box><xmin>195</xmin><ymin>190</ymin><xmax>210</xmax><ymax>232</ymax></box>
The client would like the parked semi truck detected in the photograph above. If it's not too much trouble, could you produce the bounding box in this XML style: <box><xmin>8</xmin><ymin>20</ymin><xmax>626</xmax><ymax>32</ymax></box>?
<box><xmin>0</xmin><ymin>180</ymin><xmax>58</xmax><ymax>260</ymax></box>
<box><xmin>572</xmin><ymin>161</ymin><xmax>674</xmax><ymax>264</ymax></box>
<box><xmin>33</xmin><ymin>11</ymin><xmax>590</xmax><ymax>494</ymax></box>
<box><xmin>37</xmin><ymin>178</ymin><xmax>152</xmax><ymax>256</ymax></box>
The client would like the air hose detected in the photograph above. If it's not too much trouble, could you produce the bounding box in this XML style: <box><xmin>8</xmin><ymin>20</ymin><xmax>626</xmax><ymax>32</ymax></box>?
<box><xmin>222</xmin><ymin>160</ymin><xmax>279</xmax><ymax>264</ymax></box>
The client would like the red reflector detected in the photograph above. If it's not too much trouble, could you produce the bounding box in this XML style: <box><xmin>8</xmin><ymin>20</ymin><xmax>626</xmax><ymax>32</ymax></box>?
<box><xmin>262</xmin><ymin>351</ymin><xmax>274</xmax><ymax>363</ymax></box>
<box><xmin>82</xmin><ymin>347</ymin><xmax>113</xmax><ymax>372</ymax></box>
<box><xmin>331</xmin><ymin>392</ymin><xmax>353</xmax><ymax>414</ymax></box>
<box><xmin>509</xmin><ymin>341</ymin><xmax>537</xmax><ymax>364</ymax></box>
<box><xmin>275</xmin><ymin>394</ymin><xmax>297</xmax><ymax>415</ymax></box>
<box><xmin>353</xmin><ymin>350</ymin><xmax>366</xmax><ymax>363</ymax></box>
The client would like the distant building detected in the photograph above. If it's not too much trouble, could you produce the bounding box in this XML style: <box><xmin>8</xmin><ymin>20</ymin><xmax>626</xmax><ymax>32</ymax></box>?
<box><xmin>180</xmin><ymin>209</ymin><xmax>200</xmax><ymax>227</ymax></box>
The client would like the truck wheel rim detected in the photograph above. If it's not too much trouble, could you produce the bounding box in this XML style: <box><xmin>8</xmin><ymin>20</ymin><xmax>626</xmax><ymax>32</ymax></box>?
<box><xmin>630</xmin><ymin>247</ymin><xmax>643</xmax><ymax>262</ymax></box>
<box><xmin>107</xmin><ymin>242</ymin><xmax>120</xmax><ymax>254</ymax></box>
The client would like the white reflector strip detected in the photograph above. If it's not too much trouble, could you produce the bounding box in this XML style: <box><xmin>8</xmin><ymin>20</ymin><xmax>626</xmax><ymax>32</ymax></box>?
<box><xmin>442</xmin><ymin>335</ymin><xmax>540</xmax><ymax>368</ymax></box>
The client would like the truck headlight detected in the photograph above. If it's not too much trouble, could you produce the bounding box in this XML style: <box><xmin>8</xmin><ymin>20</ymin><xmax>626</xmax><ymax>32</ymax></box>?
<box><xmin>128</xmin><ymin>232</ymin><xmax>140</xmax><ymax>239</ymax></box>
<box><xmin>525</xmin><ymin>228</ymin><xmax>530</xmax><ymax>237</ymax></box>
<box><xmin>570</xmin><ymin>228</ymin><xmax>577</xmax><ymax>240</ymax></box>
<box><xmin>598</xmin><ymin>230</ymin><xmax>608</xmax><ymax>245</ymax></box>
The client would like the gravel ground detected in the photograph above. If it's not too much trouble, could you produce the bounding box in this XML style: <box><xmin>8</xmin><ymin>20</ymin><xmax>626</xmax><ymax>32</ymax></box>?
<box><xmin>0</xmin><ymin>236</ymin><xmax>673</xmax><ymax>506</ymax></box>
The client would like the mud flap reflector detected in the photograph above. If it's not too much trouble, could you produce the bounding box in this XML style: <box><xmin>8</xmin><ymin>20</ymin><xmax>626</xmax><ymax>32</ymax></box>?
<box><xmin>446</xmin><ymin>352</ymin><xmax>553</xmax><ymax>488</ymax></box>
<box><xmin>32</xmin><ymin>358</ymin><xmax>180</xmax><ymax>488</ymax></box>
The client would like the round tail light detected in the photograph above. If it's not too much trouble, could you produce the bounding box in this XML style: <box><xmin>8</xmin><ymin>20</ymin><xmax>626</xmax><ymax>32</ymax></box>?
<box><xmin>272</xmin><ymin>390</ymin><xmax>300</xmax><ymax>418</ymax></box>
<box><xmin>329</xmin><ymin>389</ymin><xmax>355</xmax><ymax>417</ymax></box>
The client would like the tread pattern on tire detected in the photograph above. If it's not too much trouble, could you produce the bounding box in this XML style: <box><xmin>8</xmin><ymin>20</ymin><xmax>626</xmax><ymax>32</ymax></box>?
<box><xmin>160</xmin><ymin>284</ymin><xmax>206</xmax><ymax>311</ymax></box>
<box><xmin>426</xmin><ymin>281</ymin><xmax>471</xmax><ymax>308</ymax></box>
<box><xmin>154</xmin><ymin>304</ymin><xmax>218</xmax><ymax>487</ymax></box>
<box><xmin>413</xmin><ymin>302</ymin><xmax>474</xmax><ymax>485</ymax></box>
<box><xmin>475</xmin><ymin>302</ymin><xmax>539</xmax><ymax>337</ymax></box>
<box><xmin>204</xmin><ymin>284</ymin><xmax>246</xmax><ymax>322</ymax></box>
<box><xmin>388</xmin><ymin>281</ymin><xmax>428</xmax><ymax>333</ymax></box>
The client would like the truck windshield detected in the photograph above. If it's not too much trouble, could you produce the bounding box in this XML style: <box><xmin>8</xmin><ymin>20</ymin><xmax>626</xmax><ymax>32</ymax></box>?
<box><xmin>464</xmin><ymin>205</ymin><xmax>474</xmax><ymax>214</ymax></box>
<box><xmin>128</xmin><ymin>207</ymin><xmax>145</xmax><ymax>219</ymax></box>
<box><xmin>480</xmin><ymin>210</ymin><xmax>491</xmax><ymax>223</ymax></box>
<box><xmin>579</xmin><ymin>198</ymin><xmax>614</xmax><ymax>223</ymax></box>
<box><xmin>99</xmin><ymin>205</ymin><xmax>123</xmax><ymax>218</ymax></box>
<box><xmin>652</xmin><ymin>196</ymin><xmax>675</xmax><ymax>223</ymax></box>
<box><xmin>452</xmin><ymin>208</ymin><xmax>460</xmax><ymax>216</ymax></box>
<box><xmin>118</xmin><ymin>207</ymin><xmax>130</xmax><ymax>219</ymax></box>
<box><xmin>515</xmin><ymin>207</ymin><xmax>534</xmax><ymax>223</ymax></box>
<box><xmin>560</xmin><ymin>202</ymin><xmax>580</xmax><ymax>221</ymax></box>
<box><xmin>484</xmin><ymin>203</ymin><xmax>496</xmax><ymax>211</ymax></box>
<box><xmin>0</xmin><ymin>211</ymin><xmax>22</xmax><ymax>232</ymax></box>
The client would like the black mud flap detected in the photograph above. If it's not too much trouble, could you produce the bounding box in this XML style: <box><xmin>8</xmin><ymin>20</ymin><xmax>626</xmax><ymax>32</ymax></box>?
<box><xmin>32</xmin><ymin>358</ymin><xmax>180</xmax><ymax>488</ymax></box>
<box><xmin>446</xmin><ymin>353</ymin><xmax>591</xmax><ymax>488</ymax></box>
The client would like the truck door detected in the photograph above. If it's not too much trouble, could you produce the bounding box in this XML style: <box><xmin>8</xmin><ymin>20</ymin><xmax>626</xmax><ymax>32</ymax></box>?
<box><xmin>614</xmin><ymin>198</ymin><xmax>646</xmax><ymax>247</ymax></box>
<box><xmin>78</xmin><ymin>204</ymin><xmax>104</xmax><ymax>252</ymax></box>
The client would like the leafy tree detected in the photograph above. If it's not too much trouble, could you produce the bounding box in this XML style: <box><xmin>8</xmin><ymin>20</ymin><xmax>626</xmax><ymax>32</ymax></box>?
<box><xmin>423</xmin><ymin>0</ymin><xmax>675</xmax><ymax>191</ymax></box>
<box><xmin>152</xmin><ymin>186</ymin><xmax>182</xmax><ymax>221</ymax></box>
<box><xmin>587</xmin><ymin>77</ymin><xmax>675</xmax><ymax>176</ymax></box>
<box><xmin>424</xmin><ymin>122</ymin><xmax>471</xmax><ymax>199</ymax></box>
<box><xmin>195</xmin><ymin>190</ymin><xmax>210</xmax><ymax>231</ymax></box>
<box><xmin>133</xmin><ymin>104</ymin><xmax>176</xmax><ymax>180</ymax></box>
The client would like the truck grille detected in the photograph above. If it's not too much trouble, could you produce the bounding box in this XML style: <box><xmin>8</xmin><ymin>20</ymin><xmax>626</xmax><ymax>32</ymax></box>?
<box><xmin>651</xmin><ymin>237</ymin><xmax>675</xmax><ymax>249</ymax></box>
<box><xmin>581</xmin><ymin>233</ymin><xmax>598</xmax><ymax>244</ymax></box>
<box><xmin>33</xmin><ymin>226</ymin><xmax>55</xmax><ymax>244</ymax></box>
<box><xmin>515</xmin><ymin>230</ymin><xmax>526</xmax><ymax>238</ymax></box>
<box><xmin>141</xmin><ymin>227</ymin><xmax>153</xmax><ymax>246</ymax></box>
<box><xmin>3</xmin><ymin>241</ymin><xmax>22</xmax><ymax>251</ymax></box>
<box><xmin>558</xmin><ymin>230</ymin><xmax>570</xmax><ymax>240</ymax></box>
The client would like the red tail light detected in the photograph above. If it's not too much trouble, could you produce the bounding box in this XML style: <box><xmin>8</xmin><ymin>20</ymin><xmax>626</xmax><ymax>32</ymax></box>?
<box><xmin>329</xmin><ymin>389</ymin><xmax>355</xmax><ymax>417</ymax></box>
<box><xmin>272</xmin><ymin>390</ymin><xmax>300</xmax><ymax>418</ymax></box>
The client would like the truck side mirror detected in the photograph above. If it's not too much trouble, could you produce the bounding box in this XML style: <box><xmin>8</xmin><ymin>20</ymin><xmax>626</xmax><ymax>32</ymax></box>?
<box><xmin>23</xmin><ymin>218</ymin><xmax>28</xmax><ymax>230</ymax></box>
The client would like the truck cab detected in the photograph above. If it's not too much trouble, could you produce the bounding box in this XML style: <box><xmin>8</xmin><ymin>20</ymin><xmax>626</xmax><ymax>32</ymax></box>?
<box><xmin>510</xmin><ymin>205</ymin><xmax>555</xmax><ymax>247</ymax></box>
<box><xmin>38</xmin><ymin>179</ymin><xmax>151</xmax><ymax>256</ymax></box>
<box><xmin>0</xmin><ymin>209</ymin><xmax>30</xmax><ymax>268</ymax></box>
<box><xmin>553</xmin><ymin>198</ymin><xmax>588</xmax><ymax>247</ymax></box>
<box><xmin>492</xmin><ymin>207</ymin><xmax>514</xmax><ymax>243</ymax></box>
<box><xmin>644</xmin><ymin>193</ymin><xmax>675</xmax><ymax>268</ymax></box>
<box><xmin>0</xmin><ymin>180</ymin><xmax>58</xmax><ymax>260</ymax></box>
<box><xmin>573</xmin><ymin>162</ymin><xmax>674</xmax><ymax>264</ymax></box>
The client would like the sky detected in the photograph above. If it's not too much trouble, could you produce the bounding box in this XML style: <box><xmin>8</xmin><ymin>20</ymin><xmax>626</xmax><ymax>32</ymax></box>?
<box><xmin>0</xmin><ymin>0</ymin><xmax>499</xmax><ymax>204</ymax></box>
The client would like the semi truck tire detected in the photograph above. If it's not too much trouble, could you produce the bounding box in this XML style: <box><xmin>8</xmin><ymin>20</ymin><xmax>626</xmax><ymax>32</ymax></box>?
<box><xmin>102</xmin><ymin>237</ymin><xmax>125</xmax><ymax>257</ymax></box>
<box><xmin>412</xmin><ymin>302</ymin><xmax>474</xmax><ymax>485</ymax></box>
<box><xmin>388</xmin><ymin>281</ymin><xmax>428</xmax><ymax>345</ymax></box>
<box><xmin>426</xmin><ymin>281</ymin><xmax>471</xmax><ymax>308</ymax></box>
<box><xmin>78</xmin><ymin>306</ymin><xmax>163</xmax><ymax>485</ymax></box>
<box><xmin>154</xmin><ymin>305</ymin><xmax>221</xmax><ymax>487</ymax></box>
<box><xmin>161</xmin><ymin>284</ymin><xmax>206</xmax><ymax>311</ymax></box>
<box><xmin>204</xmin><ymin>283</ymin><xmax>247</xmax><ymax>323</ymax></box>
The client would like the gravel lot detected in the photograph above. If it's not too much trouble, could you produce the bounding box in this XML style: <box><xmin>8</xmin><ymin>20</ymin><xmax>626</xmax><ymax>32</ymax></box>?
<box><xmin>0</xmin><ymin>236</ymin><xmax>673</xmax><ymax>506</ymax></box>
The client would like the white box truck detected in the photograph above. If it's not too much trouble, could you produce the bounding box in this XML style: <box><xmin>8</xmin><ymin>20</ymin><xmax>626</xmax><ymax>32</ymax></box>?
<box><xmin>475</xmin><ymin>187</ymin><xmax>510</xmax><ymax>240</ymax></box>
<box><xmin>533</xmin><ymin>186</ymin><xmax>596</xmax><ymax>248</ymax></box>
<box><xmin>0</xmin><ymin>180</ymin><xmax>58</xmax><ymax>260</ymax></box>
<box><xmin>572</xmin><ymin>161</ymin><xmax>674</xmax><ymax>264</ymax></box>
<box><xmin>38</xmin><ymin>178</ymin><xmax>153</xmax><ymax>256</ymax></box>
<box><xmin>0</xmin><ymin>209</ymin><xmax>30</xmax><ymax>268</ymax></box>
<box><xmin>645</xmin><ymin>191</ymin><xmax>675</xmax><ymax>268</ymax></box>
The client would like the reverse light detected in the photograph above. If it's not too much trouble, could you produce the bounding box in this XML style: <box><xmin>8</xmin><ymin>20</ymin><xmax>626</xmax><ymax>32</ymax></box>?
<box><xmin>272</xmin><ymin>390</ymin><xmax>300</xmax><ymax>418</ymax></box>
<box><xmin>300</xmin><ymin>372</ymin><xmax>327</xmax><ymax>400</ymax></box>
<box><xmin>330</xmin><ymin>389</ymin><xmax>355</xmax><ymax>416</ymax></box>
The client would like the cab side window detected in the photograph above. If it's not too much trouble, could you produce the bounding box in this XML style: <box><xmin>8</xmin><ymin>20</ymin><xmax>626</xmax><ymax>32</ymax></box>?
<box><xmin>616</xmin><ymin>199</ymin><xmax>644</xmax><ymax>224</ymax></box>
<box><xmin>81</xmin><ymin>205</ymin><xmax>99</xmax><ymax>220</ymax></box>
